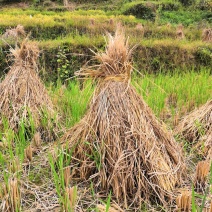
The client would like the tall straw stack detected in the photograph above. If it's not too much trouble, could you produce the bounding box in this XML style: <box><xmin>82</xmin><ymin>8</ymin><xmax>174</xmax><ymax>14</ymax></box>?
<box><xmin>0</xmin><ymin>39</ymin><xmax>57</xmax><ymax>141</ymax></box>
<box><xmin>59</xmin><ymin>26</ymin><xmax>185</xmax><ymax>209</ymax></box>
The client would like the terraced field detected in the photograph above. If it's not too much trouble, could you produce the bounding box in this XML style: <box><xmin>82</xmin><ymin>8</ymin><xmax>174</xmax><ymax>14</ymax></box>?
<box><xmin>0</xmin><ymin>0</ymin><xmax>211</xmax><ymax>211</ymax></box>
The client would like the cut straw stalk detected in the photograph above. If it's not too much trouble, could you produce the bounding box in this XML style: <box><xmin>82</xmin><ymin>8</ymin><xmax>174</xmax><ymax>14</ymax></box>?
<box><xmin>0</xmin><ymin>178</ymin><xmax>21</xmax><ymax>212</ymax></box>
<box><xmin>58</xmin><ymin>25</ymin><xmax>185</xmax><ymax>208</ymax></box>
<box><xmin>64</xmin><ymin>167</ymin><xmax>71</xmax><ymax>187</ymax></box>
<box><xmin>65</xmin><ymin>186</ymin><xmax>77</xmax><ymax>211</ymax></box>
<box><xmin>176</xmin><ymin>190</ymin><xmax>191</xmax><ymax>212</ymax></box>
<box><xmin>24</xmin><ymin>145</ymin><xmax>33</xmax><ymax>162</ymax></box>
<box><xmin>32</xmin><ymin>132</ymin><xmax>42</xmax><ymax>148</ymax></box>
<box><xmin>194</xmin><ymin>161</ymin><xmax>210</xmax><ymax>192</ymax></box>
<box><xmin>9</xmin><ymin>157</ymin><xmax>21</xmax><ymax>174</ymax></box>
<box><xmin>96</xmin><ymin>204</ymin><xmax>121</xmax><ymax>212</ymax></box>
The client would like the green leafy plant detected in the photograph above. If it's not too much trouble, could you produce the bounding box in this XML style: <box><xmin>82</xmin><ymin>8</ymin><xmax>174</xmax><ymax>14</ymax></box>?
<box><xmin>56</xmin><ymin>46</ymin><xmax>72</xmax><ymax>82</ymax></box>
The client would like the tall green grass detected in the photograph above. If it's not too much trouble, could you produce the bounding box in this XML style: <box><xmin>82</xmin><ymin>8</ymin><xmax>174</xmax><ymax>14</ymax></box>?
<box><xmin>133</xmin><ymin>68</ymin><xmax>212</xmax><ymax>117</ymax></box>
<box><xmin>51</xmin><ymin>80</ymin><xmax>93</xmax><ymax>128</ymax></box>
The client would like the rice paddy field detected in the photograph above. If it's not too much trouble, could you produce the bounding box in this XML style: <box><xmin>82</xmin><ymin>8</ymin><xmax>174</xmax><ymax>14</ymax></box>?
<box><xmin>0</xmin><ymin>0</ymin><xmax>211</xmax><ymax>211</ymax></box>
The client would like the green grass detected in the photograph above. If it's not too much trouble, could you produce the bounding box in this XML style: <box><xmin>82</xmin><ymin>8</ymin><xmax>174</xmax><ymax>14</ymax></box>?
<box><xmin>134</xmin><ymin>68</ymin><xmax>212</xmax><ymax>117</ymax></box>
<box><xmin>160</xmin><ymin>10</ymin><xmax>212</xmax><ymax>26</ymax></box>
<box><xmin>51</xmin><ymin>80</ymin><xmax>93</xmax><ymax>128</ymax></box>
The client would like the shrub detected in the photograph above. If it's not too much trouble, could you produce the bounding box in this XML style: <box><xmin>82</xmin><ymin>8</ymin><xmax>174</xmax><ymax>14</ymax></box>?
<box><xmin>160</xmin><ymin>2</ymin><xmax>181</xmax><ymax>11</ymax></box>
<box><xmin>195</xmin><ymin>47</ymin><xmax>212</xmax><ymax>66</ymax></box>
<box><xmin>122</xmin><ymin>2</ymin><xmax>156</xmax><ymax>20</ymax></box>
<box><xmin>179</xmin><ymin>0</ymin><xmax>196</xmax><ymax>6</ymax></box>
<box><xmin>160</xmin><ymin>10</ymin><xmax>211</xmax><ymax>26</ymax></box>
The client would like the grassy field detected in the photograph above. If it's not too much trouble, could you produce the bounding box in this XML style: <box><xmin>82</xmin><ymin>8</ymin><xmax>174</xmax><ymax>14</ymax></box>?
<box><xmin>0</xmin><ymin>0</ymin><xmax>211</xmax><ymax>211</ymax></box>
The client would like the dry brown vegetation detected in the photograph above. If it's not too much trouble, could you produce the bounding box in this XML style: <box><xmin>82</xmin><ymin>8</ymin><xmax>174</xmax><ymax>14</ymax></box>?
<box><xmin>24</xmin><ymin>145</ymin><xmax>33</xmax><ymax>162</ymax></box>
<box><xmin>96</xmin><ymin>204</ymin><xmax>123</xmax><ymax>212</ymax></box>
<box><xmin>0</xmin><ymin>178</ymin><xmax>21</xmax><ymax>212</ymax></box>
<box><xmin>57</xmin><ymin>26</ymin><xmax>186</xmax><ymax>209</ymax></box>
<box><xmin>109</xmin><ymin>18</ymin><xmax>114</xmax><ymax>25</ymax></box>
<box><xmin>2</xmin><ymin>24</ymin><xmax>26</xmax><ymax>41</ymax></box>
<box><xmin>0</xmin><ymin>162</ymin><xmax>20</xmax><ymax>212</ymax></box>
<box><xmin>64</xmin><ymin>186</ymin><xmax>77</xmax><ymax>211</ymax></box>
<box><xmin>0</xmin><ymin>39</ymin><xmax>57</xmax><ymax>141</ymax></box>
<box><xmin>90</xmin><ymin>18</ymin><xmax>95</xmax><ymax>26</ymax></box>
<box><xmin>202</xmin><ymin>28</ymin><xmax>212</xmax><ymax>42</ymax></box>
<box><xmin>194</xmin><ymin>160</ymin><xmax>210</xmax><ymax>192</ymax></box>
<box><xmin>175</xmin><ymin>100</ymin><xmax>212</xmax><ymax>159</ymax></box>
<box><xmin>176</xmin><ymin>189</ymin><xmax>191</xmax><ymax>212</ymax></box>
<box><xmin>166</xmin><ymin>22</ymin><xmax>171</xmax><ymax>29</ymax></box>
<box><xmin>176</xmin><ymin>24</ymin><xmax>185</xmax><ymax>40</ymax></box>
<box><xmin>135</xmin><ymin>23</ymin><xmax>144</xmax><ymax>38</ymax></box>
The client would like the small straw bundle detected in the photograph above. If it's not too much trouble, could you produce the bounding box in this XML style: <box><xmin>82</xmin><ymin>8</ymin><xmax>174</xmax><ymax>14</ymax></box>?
<box><xmin>109</xmin><ymin>18</ymin><xmax>114</xmax><ymax>25</ymax></box>
<box><xmin>175</xmin><ymin>100</ymin><xmax>212</xmax><ymax>159</ymax></box>
<box><xmin>90</xmin><ymin>18</ymin><xmax>95</xmax><ymax>26</ymax></box>
<box><xmin>59</xmin><ymin>26</ymin><xmax>185</xmax><ymax>209</ymax></box>
<box><xmin>0</xmin><ymin>39</ymin><xmax>57</xmax><ymax>141</ymax></box>
<box><xmin>176</xmin><ymin>24</ymin><xmax>185</xmax><ymax>40</ymax></box>
<box><xmin>167</xmin><ymin>22</ymin><xmax>171</xmax><ymax>29</ymax></box>
<box><xmin>135</xmin><ymin>23</ymin><xmax>144</xmax><ymax>38</ymax></box>
<box><xmin>2</xmin><ymin>25</ymin><xmax>26</xmax><ymax>41</ymax></box>
<box><xmin>202</xmin><ymin>28</ymin><xmax>212</xmax><ymax>42</ymax></box>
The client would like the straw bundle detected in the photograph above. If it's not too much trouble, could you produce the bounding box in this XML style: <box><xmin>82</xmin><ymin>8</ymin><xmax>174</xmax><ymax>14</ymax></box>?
<box><xmin>202</xmin><ymin>28</ymin><xmax>212</xmax><ymax>42</ymax></box>
<box><xmin>167</xmin><ymin>22</ymin><xmax>171</xmax><ymax>29</ymax></box>
<box><xmin>135</xmin><ymin>23</ymin><xmax>144</xmax><ymax>38</ymax></box>
<box><xmin>0</xmin><ymin>39</ymin><xmax>56</xmax><ymax>141</ymax></box>
<box><xmin>175</xmin><ymin>100</ymin><xmax>212</xmax><ymax>158</ymax></box>
<box><xmin>2</xmin><ymin>25</ymin><xmax>26</xmax><ymax>40</ymax></box>
<box><xmin>176</xmin><ymin>24</ymin><xmax>185</xmax><ymax>40</ymax></box>
<box><xmin>109</xmin><ymin>18</ymin><xmax>114</xmax><ymax>25</ymax></box>
<box><xmin>60</xmin><ymin>26</ymin><xmax>185</xmax><ymax>208</ymax></box>
<box><xmin>63</xmin><ymin>0</ymin><xmax>69</xmax><ymax>7</ymax></box>
<box><xmin>90</xmin><ymin>18</ymin><xmax>95</xmax><ymax>26</ymax></box>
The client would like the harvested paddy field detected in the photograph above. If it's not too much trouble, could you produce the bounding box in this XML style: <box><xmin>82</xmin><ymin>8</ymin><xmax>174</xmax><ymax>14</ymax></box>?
<box><xmin>0</xmin><ymin>0</ymin><xmax>211</xmax><ymax>211</ymax></box>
